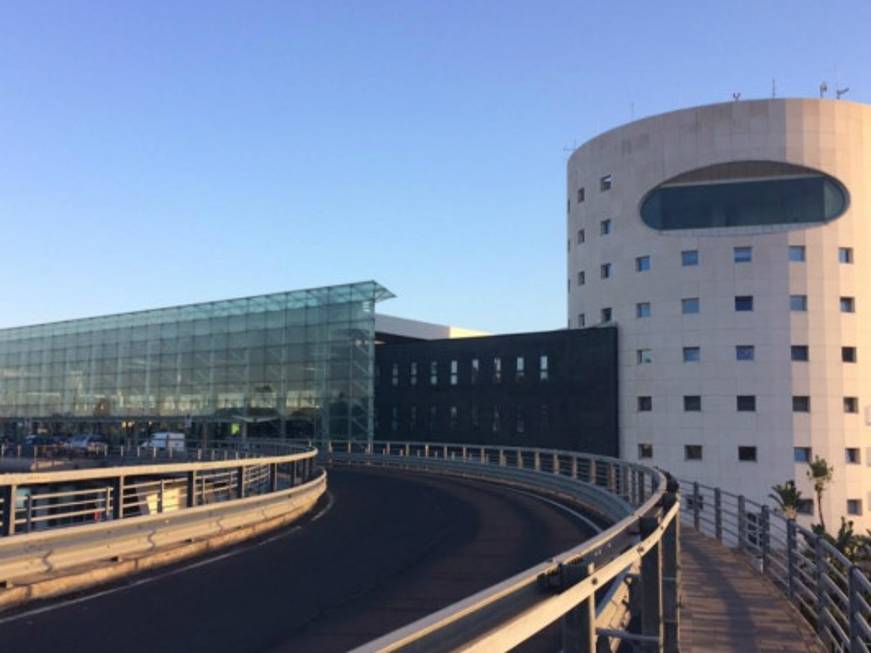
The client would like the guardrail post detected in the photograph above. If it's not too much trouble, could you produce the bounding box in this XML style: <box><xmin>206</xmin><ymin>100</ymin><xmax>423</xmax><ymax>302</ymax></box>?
<box><xmin>461</xmin><ymin>446</ymin><xmax>467</xmax><ymax>461</ymax></box>
<box><xmin>640</xmin><ymin>515</ymin><xmax>663</xmax><ymax>652</ymax></box>
<box><xmin>738</xmin><ymin>495</ymin><xmax>747</xmax><ymax>551</ymax></box>
<box><xmin>849</xmin><ymin>565</ymin><xmax>862</xmax><ymax>652</ymax></box>
<box><xmin>589</xmin><ymin>459</ymin><xmax>596</xmax><ymax>485</ymax></box>
<box><xmin>552</xmin><ymin>452</ymin><xmax>559</xmax><ymax>474</ymax></box>
<box><xmin>269</xmin><ymin>463</ymin><xmax>278</xmax><ymax>492</ymax></box>
<box><xmin>692</xmin><ymin>482</ymin><xmax>700</xmax><ymax>531</ymax></box>
<box><xmin>1</xmin><ymin>484</ymin><xmax>15</xmax><ymax>536</ymax></box>
<box><xmin>760</xmin><ymin>505</ymin><xmax>770</xmax><ymax>575</ymax></box>
<box><xmin>608</xmin><ymin>463</ymin><xmax>616</xmax><ymax>493</ymax></box>
<box><xmin>561</xmin><ymin>562</ymin><xmax>596</xmax><ymax>653</ymax></box>
<box><xmin>158</xmin><ymin>480</ymin><xmax>165</xmax><ymax>513</ymax></box>
<box><xmin>186</xmin><ymin>471</ymin><xmax>196</xmax><ymax>508</ymax></box>
<box><xmin>237</xmin><ymin>466</ymin><xmax>246</xmax><ymax>499</ymax></box>
<box><xmin>786</xmin><ymin>519</ymin><xmax>797</xmax><ymax>600</ymax></box>
<box><xmin>424</xmin><ymin>444</ymin><xmax>429</xmax><ymax>458</ymax></box>
<box><xmin>113</xmin><ymin>476</ymin><xmax>125</xmax><ymax>519</ymax></box>
<box><xmin>25</xmin><ymin>493</ymin><xmax>34</xmax><ymax>532</ymax></box>
<box><xmin>534</xmin><ymin>450</ymin><xmax>541</xmax><ymax>471</ymax></box>
<box><xmin>662</xmin><ymin>489</ymin><xmax>680</xmax><ymax>653</ymax></box>
<box><xmin>572</xmin><ymin>456</ymin><xmax>579</xmax><ymax>480</ymax></box>
<box><xmin>714</xmin><ymin>488</ymin><xmax>722</xmax><ymax>541</ymax></box>
<box><xmin>516</xmin><ymin>449</ymin><xmax>523</xmax><ymax>469</ymax></box>
<box><xmin>814</xmin><ymin>535</ymin><xmax>827</xmax><ymax>638</ymax></box>
<box><xmin>621</xmin><ymin>465</ymin><xmax>629</xmax><ymax>500</ymax></box>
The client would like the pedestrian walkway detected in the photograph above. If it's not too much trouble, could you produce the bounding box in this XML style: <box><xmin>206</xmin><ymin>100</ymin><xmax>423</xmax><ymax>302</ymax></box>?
<box><xmin>679</xmin><ymin>527</ymin><xmax>823</xmax><ymax>653</ymax></box>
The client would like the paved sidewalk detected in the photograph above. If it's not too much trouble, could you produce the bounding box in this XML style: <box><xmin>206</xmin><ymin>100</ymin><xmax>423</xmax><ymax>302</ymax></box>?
<box><xmin>679</xmin><ymin>527</ymin><xmax>823</xmax><ymax>653</ymax></box>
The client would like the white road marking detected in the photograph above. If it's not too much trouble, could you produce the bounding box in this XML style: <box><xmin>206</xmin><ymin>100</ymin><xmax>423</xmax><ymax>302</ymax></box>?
<box><xmin>508</xmin><ymin>488</ymin><xmax>603</xmax><ymax>534</ymax></box>
<box><xmin>0</xmin><ymin>491</ymin><xmax>336</xmax><ymax>625</ymax></box>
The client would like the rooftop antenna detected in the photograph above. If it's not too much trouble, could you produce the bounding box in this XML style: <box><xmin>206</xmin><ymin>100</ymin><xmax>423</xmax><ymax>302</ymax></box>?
<box><xmin>836</xmin><ymin>87</ymin><xmax>850</xmax><ymax>99</ymax></box>
<box><xmin>819</xmin><ymin>81</ymin><xmax>828</xmax><ymax>98</ymax></box>
<box><xmin>732</xmin><ymin>92</ymin><xmax>741</xmax><ymax>101</ymax></box>
<box><xmin>772</xmin><ymin>78</ymin><xmax>776</xmax><ymax>98</ymax></box>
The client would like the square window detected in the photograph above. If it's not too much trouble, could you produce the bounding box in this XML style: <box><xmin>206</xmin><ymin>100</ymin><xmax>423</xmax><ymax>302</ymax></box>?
<box><xmin>737</xmin><ymin>395</ymin><xmax>756</xmax><ymax>412</ymax></box>
<box><xmin>577</xmin><ymin>270</ymin><xmax>585</xmax><ymax>285</ymax></box>
<box><xmin>789</xmin><ymin>245</ymin><xmax>806</xmax><ymax>262</ymax></box>
<box><xmin>846</xmin><ymin>448</ymin><xmax>861</xmax><ymax>464</ymax></box>
<box><xmin>637</xmin><ymin>396</ymin><xmax>652</xmax><ymax>412</ymax></box>
<box><xmin>842</xmin><ymin>346</ymin><xmax>857</xmax><ymax>363</ymax></box>
<box><xmin>791</xmin><ymin>345</ymin><xmax>809</xmax><ymax>362</ymax></box>
<box><xmin>735</xmin><ymin>295</ymin><xmax>754</xmax><ymax>312</ymax></box>
<box><xmin>578</xmin><ymin>313</ymin><xmax>586</xmax><ymax>327</ymax></box>
<box><xmin>577</xmin><ymin>229</ymin><xmax>585</xmax><ymax>244</ymax></box>
<box><xmin>683</xmin><ymin>346</ymin><xmax>700</xmax><ymax>362</ymax></box>
<box><xmin>600</xmin><ymin>263</ymin><xmax>611</xmax><ymax>279</ymax></box>
<box><xmin>577</xmin><ymin>187</ymin><xmax>585</xmax><ymax>203</ymax></box>
<box><xmin>790</xmin><ymin>295</ymin><xmax>808</xmax><ymax>312</ymax></box>
<box><xmin>600</xmin><ymin>308</ymin><xmax>612</xmax><ymax>323</ymax></box>
<box><xmin>738</xmin><ymin>446</ymin><xmax>757</xmax><ymax>462</ymax></box>
<box><xmin>796</xmin><ymin>499</ymin><xmax>814</xmax><ymax>515</ymax></box>
<box><xmin>844</xmin><ymin>397</ymin><xmax>859</xmax><ymax>413</ymax></box>
<box><xmin>600</xmin><ymin>219</ymin><xmax>611</xmax><ymax>235</ymax></box>
<box><xmin>841</xmin><ymin>297</ymin><xmax>855</xmax><ymax>313</ymax></box>
<box><xmin>636</xmin><ymin>255</ymin><xmax>651</xmax><ymax>272</ymax></box>
<box><xmin>638</xmin><ymin>443</ymin><xmax>653</xmax><ymax>459</ymax></box>
<box><xmin>681</xmin><ymin>250</ymin><xmax>699</xmax><ymax>266</ymax></box>
<box><xmin>636</xmin><ymin>302</ymin><xmax>651</xmax><ymax>318</ymax></box>
<box><xmin>847</xmin><ymin>499</ymin><xmax>863</xmax><ymax>516</ymax></box>
<box><xmin>794</xmin><ymin>447</ymin><xmax>812</xmax><ymax>463</ymax></box>
<box><xmin>684</xmin><ymin>445</ymin><xmax>703</xmax><ymax>461</ymax></box>
<box><xmin>600</xmin><ymin>174</ymin><xmax>612</xmax><ymax>191</ymax></box>
<box><xmin>684</xmin><ymin>395</ymin><xmax>702</xmax><ymax>411</ymax></box>
<box><xmin>734</xmin><ymin>246</ymin><xmax>752</xmax><ymax>263</ymax></box>
<box><xmin>736</xmin><ymin>345</ymin><xmax>755</xmax><ymax>361</ymax></box>
<box><xmin>681</xmin><ymin>297</ymin><xmax>700</xmax><ymax>314</ymax></box>
<box><xmin>793</xmin><ymin>396</ymin><xmax>811</xmax><ymax>412</ymax></box>
<box><xmin>839</xmin><ymin>247</ymin><xmax>853</xmax><ymax>264</ymax></box>
<box><xmin>637</xmin><ymin>349</ymin><xmax>652</xmax><ymax>364</ymax></box>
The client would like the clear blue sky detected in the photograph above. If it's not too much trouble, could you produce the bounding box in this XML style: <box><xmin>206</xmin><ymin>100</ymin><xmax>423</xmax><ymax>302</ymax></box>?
<box><xmin>1</xmin><ymin>1</ymin><xmax>869</xmax><ymax>333</ymax></box>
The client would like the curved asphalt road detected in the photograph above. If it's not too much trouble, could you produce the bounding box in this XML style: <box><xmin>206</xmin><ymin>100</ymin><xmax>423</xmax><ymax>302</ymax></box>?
<box><xmin>0</xmin><ymin>467</ymin><xmax>596</xmax><ymax>652</ymax></box>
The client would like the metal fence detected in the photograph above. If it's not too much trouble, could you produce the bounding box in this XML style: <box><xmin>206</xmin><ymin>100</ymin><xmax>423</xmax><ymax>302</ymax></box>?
<box><xmin>681</xmin><ymin>479</ymin><xmax>871</xmax><ymax>652</ymax></box>
<box><xmin>319</xmin><ymin>439</ymin><xmax>679</xmax><ymax>653</ymax></box>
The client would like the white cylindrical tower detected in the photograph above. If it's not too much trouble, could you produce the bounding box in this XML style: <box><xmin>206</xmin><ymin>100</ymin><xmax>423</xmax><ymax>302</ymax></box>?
<box><xmin>566</xmin><ymin>98</ymin><xmax>871</xmax><ymax>530</ymax></box>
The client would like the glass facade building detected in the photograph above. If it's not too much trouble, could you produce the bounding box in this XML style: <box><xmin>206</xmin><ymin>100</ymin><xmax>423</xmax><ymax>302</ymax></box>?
<box><xmin>0</xmin><ymin>281</ymin><xmax>393</xmax><ymax>443</ymax></box>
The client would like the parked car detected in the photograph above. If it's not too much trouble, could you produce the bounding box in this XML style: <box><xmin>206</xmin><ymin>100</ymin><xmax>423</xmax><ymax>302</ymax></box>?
<box><xmin>144</xmin><ymin>432</ymin><xmax>186</xmax><ymax>452</ymax></box>
<box><xmin>68</xmin><ymin>434</ymin><xmax>109</xmax><ymax>455</ymax></box>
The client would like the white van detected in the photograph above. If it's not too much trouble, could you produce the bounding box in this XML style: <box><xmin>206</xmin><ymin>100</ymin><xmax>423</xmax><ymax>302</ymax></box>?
<box><xmin>146</xmin><ymin>432</ymin><xmax>186</xmax><ymax>452</ymax></box>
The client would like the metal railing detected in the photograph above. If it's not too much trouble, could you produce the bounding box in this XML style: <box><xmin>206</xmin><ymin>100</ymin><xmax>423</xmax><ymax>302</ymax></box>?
<box><xmin>318</xmin><ymin>439</ymin><xmax>679</xmax><ymax>653</ymax></box>
<box><xmin>0</xmin><ymin>442</ymin><xmax>318</xmax><ymax>537</ymax></box>
<box><xmin>681</xmin><ymin>479</ymin><xmax>871</xmax><ymax>652</ymax></box>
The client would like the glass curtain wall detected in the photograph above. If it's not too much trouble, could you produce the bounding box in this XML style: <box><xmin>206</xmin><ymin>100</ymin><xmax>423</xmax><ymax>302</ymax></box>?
<box><xmin>0</xmin><ymin>281</ymin><xmax>393</xmax><ymax>443</ymax></box>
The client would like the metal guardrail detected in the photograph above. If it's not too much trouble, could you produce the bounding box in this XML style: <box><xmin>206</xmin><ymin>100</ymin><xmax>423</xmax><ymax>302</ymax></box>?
<box><xmin>681</xmin><ymin>479</ymin><xmax>871</xmax><ymax>653</ymax></box>
<box><xmin>0</xmin><ymin>442</ymin><xmax>318</xmax><ymax>537</ymax></box>
<box><xmin>318</xmin><ymin>439</ymin><xmax>679</xmax><ymax>653</ymax></box>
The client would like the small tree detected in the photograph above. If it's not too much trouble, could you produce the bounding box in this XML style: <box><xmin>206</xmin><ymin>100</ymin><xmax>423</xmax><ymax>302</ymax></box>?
<box><xmin>806</xmin><ymin>456</ymin><xmax>834</xmax><ymax>532</ymax></box>
<box><xmin>770</xmin><ymin>480</ymin><xmax>802</xmax><ymax>519</ymax></box>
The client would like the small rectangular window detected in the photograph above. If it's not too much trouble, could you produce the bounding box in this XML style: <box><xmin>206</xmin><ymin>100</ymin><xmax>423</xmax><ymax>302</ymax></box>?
<box><xmin>578</xmin><ymin>313</ymin><xmax>586</xmax><ymax>327</ymax></box>
<box><xmin>681</xmin><ymin>250</ymin><xmax>699</xmax><ymax>266</ymax></box>
<box><xmin>450</xmin><ymin>359</ymin><xmax>458</xmax><ymax>385</ymax></box>
<box><xmin>846</xmin><ymin>448</ymin><xmax>861</xmax><ymax>464</ymax></box>
<box><xmin>429</xmin><ymin>361</ymin><xmax>438</xmax><ymax>385</ymax></box>
<box><xmin>492</xmin><ymin>406</ymin><xmax>500</xmax><ymax>432</ymax></box>
<box><xmin>789</xmin><ymin>245</ymin><xmax>806</xmax><ymax>262</ymax></box>
<box><xmin>736</xmin><ymin>345</ymin><xmax>755</xmax><ymax>361</ymax></box>
<box><xmin>735</xmin><ymin>296</ymin><xmax>754</xmax><ymax>312</ymax></box>
<box><xmin>637</xmin><ymin>396</ymin><xmax>652</xmax><ymax>412</ymax></box>
<box><xmin>391</xmin><ymin>363</ymin><xmax>399</xmax><ymax>386</ymax></box>
<box><xmin>796</xmin><ymin>499</ymin><xmax>814</xmax><ymax>515</ymax></box>
<box><xmin>636</xmin><ymin>302</ymin><xmax>651</xmax><ymax>318</ymax></box>
<box><xmin>577</xmin><ymin>187</ymin><xmax>585</xmax><ymax>203</ymax></box>
<box><xmin>601</xmin><ymin>308</ymin><xmax>612</xmax><ymax>323</ymax></box>
<box><xmin>577</xmin><ymin>228</ymin><xmax>585</xmax><ymax>244</ymax></box>
<box><xmin>738</xmin><ymin>446</ymin><xmax>757</xmax><ymax>462</ymax></box>
<box><xmin>637</xmin><ymin>349</ymin><xmax>652</xmax><ymax>364</ymax></box>
<box><xmin>449</xmin><ymin>406</ymin><xmax>458</xmax><ymax>430</ymax></box>
<box><xmin>577</xmin><ymin>270</ymin><xmax>585</xmax><ymax>285</ymax></box>
<box><xmin>600</xmin><ymin>219</ymin><xmax>611</xmax><ymax>235</ymax></box>
<box><xmin>636</xmin><ymin>255</ymin><xmax>651</xmax><ymax>272</ymax></box>
<box><xmin>567</xmin><ymin>278</ymin><xmax>571</xmax><ymax>293</ymax></box>
<box><xmin>600</xmin><ymin>174</ymin><xmax>612</xmax><ymax>191</ymax></box>
<box><xmin>684</xmin><ymin>395</ymin><xmax>702</xmax><ymax>412</ymax></box>
<box><xmin>600</xmin><ymin>263</ymin><xmax>611</xmax><ymax>279</ymax></box>
<box><xmin>839</xmin><ymin>247</ymin><xmax>853</xmax><ymax>264</ymax></box>
<box><xmin>515</xmin><ymin>356</ymin><xmax>525</xmax><ymax>382</ymax></box>
<box><xmin>842</xmin><ymin>347</ymin><xmax>857</xmax><ymax>363</ymax></box>
<box><xmin>567</xmin><ymin>239</ymin><xmax>571</xmax><ymax>253</ymax></box>
<box><xmin>470</xmin><ymin>358</ymin><xmax>479</xmax><ymax>384</ymax></box>
<box><xmin>791</xmin><ymin>345</ymin><xmax>809</xmax><ymax>362</ymax></box>
<box><xmin>539</xmin><ymin>355</ymin><xmax>549</xmax><ymax>381</ymax></box>
<box><xmin>790</xmin><ymin>295</ymin><xmax>808</xmax><ymax>312</ymax></box>
<box><xmin>841</xmin><ymin>297</ymin><xmax>855</xmax><ymax>313</ymax></box>
<box><xmin>844</xmin><ymin>397</ymin><xmax>859</xmax><ymax>413</ymax></box>
<box><xmin>685</xmin><ymin>445</ymin><xmax>703</xmax><ymax>461</ymax></box>
<box><xmin>733</xmin><ymin>246</ymin><xmax>752</xmax><ymax>263</ymax></box>
<box><xmin>793</xmin><ymin>396</ymin><xmax>811</xmax><ymax>413</ymax></box>
<box><xmin>638</xmin><ymin>443</ymin><xmax>653</xmax><ymax>459</ymax></box>
<box><xmin>410</xmin><ymin>362</ymin><xmax>418</xmax><ymax>386</ymax></box>
<box><xmin>737</xmin><ymin>395</ymin><xmax>756</xmax><ymax>412</ymax></box>
<box><xmin>567</xmin><ymin>198</ymin><xmax>571</xmax><ymax>214</ymax></box>
<box><xmin>847</xmin><ymin>499</ymin><xmax>863</xmax><ymax>516</ymax></box>
<box><xmin>493</xmin><ymin>357</ymin><xmax>502</xmax><ymax>383</ymax></box>
<box><xmin>683</xmin><ymin>346</ymin><xmax>700</xmax><ymax>362</ymax></box>
<box><xmin>682</xmin><ymin>297</ymin><xmax>700</xmax><ymax>314</ymax></box>
<box><xmin>794</xmin><ymin>447</ymin><xmax>812</xmax><ymax>463</ymax></box>
<box><xmin>391</xmin><ymin>406</ymin><xmax>399</xmax><ymax>431</ymax></box>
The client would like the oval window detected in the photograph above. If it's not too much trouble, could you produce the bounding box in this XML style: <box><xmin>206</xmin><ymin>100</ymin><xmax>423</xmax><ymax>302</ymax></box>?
<box><xmin>640</xmin><ymin>161</ymin><xmax>848</xmax><ymax>230</ymax></box>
